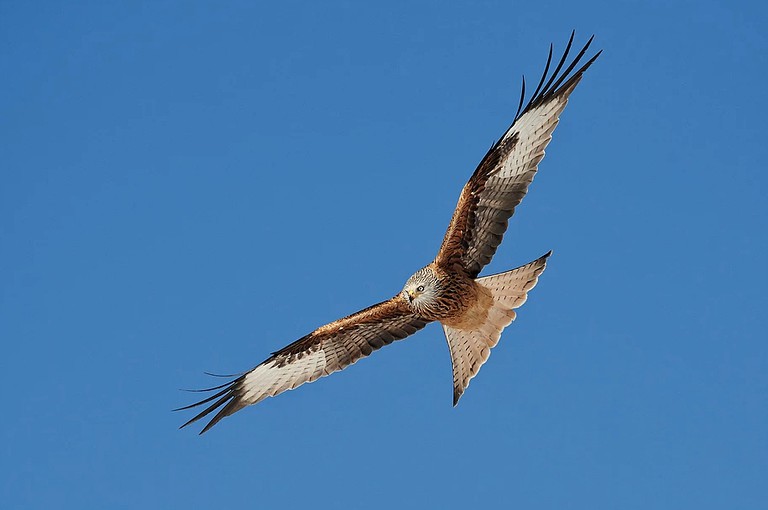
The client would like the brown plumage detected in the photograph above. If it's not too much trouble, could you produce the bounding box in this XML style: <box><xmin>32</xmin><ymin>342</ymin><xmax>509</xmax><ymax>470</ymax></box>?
<box><xmin>177</xmin><ymin>32</ymin><xmax>601</xmax><ymax>434</ymax></box>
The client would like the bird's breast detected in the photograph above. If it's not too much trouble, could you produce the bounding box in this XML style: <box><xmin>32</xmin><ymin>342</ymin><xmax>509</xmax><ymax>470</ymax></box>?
<box><xmin>439</xmin><ymin>280</ymin><xmax>493</xmax><ymax>330</ymax></box>
<box><xmin>415</xmin><ymin>273</ymin><xmax>491</xmax><ymax>327</ymax></box>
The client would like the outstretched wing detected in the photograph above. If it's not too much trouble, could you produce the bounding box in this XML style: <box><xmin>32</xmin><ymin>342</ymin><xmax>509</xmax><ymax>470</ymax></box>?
<box><xmin>177</xmin><ymin>297</ymin><xmax>430</xmax><ymax>434</ymax></box>
<box><xmin>435</xmin><ymin>33</ymin><xmax>601</xmax><ymax>278</ymax></box>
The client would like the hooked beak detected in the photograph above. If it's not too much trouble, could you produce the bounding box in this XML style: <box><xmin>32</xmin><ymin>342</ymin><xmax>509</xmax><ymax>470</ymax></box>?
<box><xmin>406</xmin><ymin>290</ymin><xmax>415</xmax><ymax>303</ymax></box>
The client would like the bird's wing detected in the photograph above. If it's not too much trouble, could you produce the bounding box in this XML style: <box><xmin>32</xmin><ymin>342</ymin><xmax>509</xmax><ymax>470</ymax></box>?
<box><xmin>435</xmin><ymin>33</ymin><xmax>601</xmax><ymax>278</ymax></box>
<box><xmin>177</xmin><ymin>296</ymin><xmax>430</xmax><ymax>434</ymax></box>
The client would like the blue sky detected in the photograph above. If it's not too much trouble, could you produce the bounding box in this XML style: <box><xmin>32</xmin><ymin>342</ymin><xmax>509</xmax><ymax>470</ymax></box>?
<box><xmin>2</xmin><ymin>1</ymin><xmax>766</xmax><ymax>508</ymax></box>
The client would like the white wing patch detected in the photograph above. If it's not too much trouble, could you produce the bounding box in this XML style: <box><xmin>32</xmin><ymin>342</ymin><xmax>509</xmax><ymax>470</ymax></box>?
<box><xmin>177</xmin><ymin>298</ymin><xmax>429</xmax><ymax>433</ymax></box>
<box><xmin>461</xmin><ymin>90</ymin><xmax>572</xmax><ymax>274</ymax></box>
<box><xmin>240</xmin><ymin>346</ymin><xmax>328</xmax><ymax>406</ymax></box>
<box><xmin>448</xmin><ymin>33</ymin><xmax>600</xmax><ymax>277</ymax></box>
<box><xmin>177</xmin><ymin>34</ymin><xmax>599</xmax><ymax>434</ymax></box>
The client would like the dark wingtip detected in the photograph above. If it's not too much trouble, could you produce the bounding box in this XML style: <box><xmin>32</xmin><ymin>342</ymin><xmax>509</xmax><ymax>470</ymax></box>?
<box><xmin>198</xmin><ymin>399</ymin><xmax>245</xmax><ymax>434</ymax></box>
<box><xmin>514</xmin><ymin>74</ymin><xmax>526</xmax><ymax>120</ymax></box>
<box><xmin>179</xmin><ymin>392</ymin><xmax>235</xmax><ymax>432</ymax></box>
<box><xmin>584</xmin><ymin>48</ymin><xmax>603</xmax><ymax>69</ymax></box>
<box><xmin>529</xmin><ymin>43</ymin><xmax>554</xmax><ymax>105</ymax></box>
<box><xmin>203</xmin><ymin>371</ymin><xmax>242</xmax><ymax>378</ymax></box>
<box><xmin>512</xmin><ymin>33</ymin><xmax>601</xmax><ymax>123</ymax></box>
<box><xmin>172</xmin><ymin>385</ymin><xmax>232</xmax><ymax>412</ymax></box>
<box><xmin>175</xmin><ymin>373</ymin><xmax>245</xmax><ymax>433</ymax></box>
<box><xmin>178</xmin><ymin>380</ymin><xmax>233</xmax><ymax>393</ymax></box>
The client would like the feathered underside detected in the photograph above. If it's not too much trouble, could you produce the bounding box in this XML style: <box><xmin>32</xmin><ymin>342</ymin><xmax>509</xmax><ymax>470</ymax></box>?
<box><xmin>176</xmin><ymin>297</ymin><xmax>430</xmax><ymax>434</ymax></box>
<box><xmin>435</xmin><ymin>31</ymin><xmax>601</xmax><ymax>278</ymax></box>
<box><xmin>176</xmin><ymin>32</ymin><xmax>600</xmax><ymax>434</ymax></box>
<box><xmin>444</xmin><ymin>252</ymin><xmax>551</xmax><ymax>406</ymax></box>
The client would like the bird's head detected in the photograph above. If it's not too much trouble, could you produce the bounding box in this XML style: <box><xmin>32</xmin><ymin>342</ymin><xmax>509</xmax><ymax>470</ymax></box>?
<box><xmin>402</xmin><ymin>266</ymin><xmax>440</xmax><ymax>308</ymax></box>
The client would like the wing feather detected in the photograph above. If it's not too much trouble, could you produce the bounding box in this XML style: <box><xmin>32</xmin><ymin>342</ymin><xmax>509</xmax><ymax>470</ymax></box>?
<box><xmin>435</xmin><ymin>33</ymin><xmax>601</xmax><ymax>277</ymax></box>
<box><xmin>177</xmin><ymin>297</ymin><xmax>430</xmax><ymax>434</ymax></box>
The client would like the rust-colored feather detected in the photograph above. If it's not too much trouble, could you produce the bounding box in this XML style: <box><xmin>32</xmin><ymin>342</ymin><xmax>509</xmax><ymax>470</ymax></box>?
<box><xmin>176</xmin><ymin>297</ymin><xmax>429</xmax><ymax>434</ymax></box>
<box><xmin>177</xmin><ymin>34</ymin><xmax>600</xmax><ymax>434</ymax></box>
<box><xmin>434</xmin><ymin>36</ymin><xmax>600</xmax><ymax>278</ymax></box>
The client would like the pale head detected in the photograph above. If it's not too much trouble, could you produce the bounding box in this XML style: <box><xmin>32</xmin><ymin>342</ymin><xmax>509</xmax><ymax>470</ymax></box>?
<box><xmin>402</xmin><ymin>266</ymin><xmax>441</xmax><ymax>311</ymax></box>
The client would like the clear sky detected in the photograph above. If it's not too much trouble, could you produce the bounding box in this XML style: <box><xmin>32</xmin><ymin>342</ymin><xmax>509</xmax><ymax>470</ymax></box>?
<box><xmin>2</xmin><ymin>1</ymin><xmax>766</xmax><ymax>508</ymax></box>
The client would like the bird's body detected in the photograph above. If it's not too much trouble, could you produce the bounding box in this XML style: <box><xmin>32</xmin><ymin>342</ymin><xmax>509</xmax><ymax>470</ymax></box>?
<box><xmin>437</xmin><ymin>277</ymin><xmax>492</xmax><ymax>331</ymax></box>
<box><xmin>177</xmin><ymin>33</ymin><xmax>601</xmax><ymax>434</ymax></box>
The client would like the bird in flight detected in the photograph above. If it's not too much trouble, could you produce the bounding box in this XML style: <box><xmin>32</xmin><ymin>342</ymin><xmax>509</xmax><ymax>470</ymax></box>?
<box><xmin>177</xmin><ymin>33</ymin><xmax>601</xmax><ymax>434</ymax></box>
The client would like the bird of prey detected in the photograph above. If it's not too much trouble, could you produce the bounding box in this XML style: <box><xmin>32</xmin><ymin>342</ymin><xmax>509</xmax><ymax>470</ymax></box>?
<box><xmin>177</xmin><ymin>33</ymin><xmax>600</xmax><ymax>434</ymax></box>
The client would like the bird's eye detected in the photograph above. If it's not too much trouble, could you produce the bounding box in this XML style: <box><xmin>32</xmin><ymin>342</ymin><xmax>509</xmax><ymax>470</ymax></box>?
<box><xmin>416</xmin><ymin>285</ymin><xmax>425</xmax><ymax>292</ymax></box>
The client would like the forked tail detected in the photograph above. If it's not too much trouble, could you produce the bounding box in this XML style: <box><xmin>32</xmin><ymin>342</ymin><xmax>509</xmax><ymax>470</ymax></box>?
<box><xmin>443</xmin><ymin>251</ymin><xmax>551</xmax><ymax>405</ymax></box>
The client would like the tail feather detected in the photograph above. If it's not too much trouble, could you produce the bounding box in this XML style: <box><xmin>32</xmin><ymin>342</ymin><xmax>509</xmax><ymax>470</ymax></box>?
<box><xmin>443</xmin><ymin>251</ymin><xmax>551</xmax><ymax>405</ymax></box>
